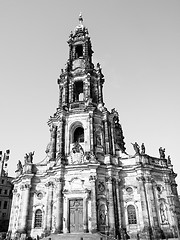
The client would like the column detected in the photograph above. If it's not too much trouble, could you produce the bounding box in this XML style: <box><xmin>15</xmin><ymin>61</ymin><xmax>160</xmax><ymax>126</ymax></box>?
<box><xmin>55</xmin><ymin>178</ymin><xmax>64</xmax><ymax>233</ymax></box>
<box><xmin>107</xmin><ymin>176</ymin><xmax>115</xmax><ymax>235</ymax></box>
<box><xmin>56</xmin><ymin>118</ymin><xmax>64</xmax><ymax>161</ymax></box>
<box><xmin>63</xmin><ymin>195</ymin><xmax>68</xmax><ymax>233</ymax></box>
<box><xmin>164</xmin><ymin>176</ymin><xmax>178</xmax><ymax>237</ymax></box>
<box><xmin>21</xmin><ymin>183</ymin><xmax>31</xmax><ymax>232</ymax></box>
<box><xmin>58</xmin><ymin>84</ymin><xmax>63</xmax><ymax>108</ymax></box>
<box><xmin>115</xmin><ymin>179</ymin><xmax>122</xmax><ymax>237</ymax></box>
<box><xmin>89</xmin><ymin>114</ymin><xmax>94</xmax><ymax>152</ymax></box>
<box><xmin>144</xmin><ymin>176</ymin><xmax>156</xmax><ymax>238</ymax></box>
<box><xmin>8</xmin><ymin>189</ymin><xmax>17</xmax><ymax>233</ymax></box>
<box><xmin>97</xmin><ymin>79</ymin><xmax>102</xmax><ymax>104</ymax></box>
<box><xmin>89</xmin><ymin>175</ymin><xmax>97</xmax><ymax>233</ymax></box>
<box><xmin>50</xmin><ymin>126</ymin><xmax>57</xmax><ymax>160</ymax></box>
<box><xmin>104</xmin><ymin>119</ymin><xmax>110</xmax><ymax>154</ymax></box>
<box><xmin>83</xmin><ymin>195</ymin><xmax>88</xmax><ymax>233</ymax></box>
<box><xmin>45</xmin><ymin>182</ymin><xmax>54</xmax><ymax>232</ymax></box>
<box><xmin>110</xmin><ymin>122</ymin><xmax>115</xmax><ymax>155</ymax></box>
<box><xmin>136</xmin><ymin>176</ymin><xmax>151</xmax><ymax>239</ymax></box>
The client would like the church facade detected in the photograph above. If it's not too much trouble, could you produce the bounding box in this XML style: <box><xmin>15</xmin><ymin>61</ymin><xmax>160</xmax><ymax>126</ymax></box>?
<box><xmin>8</xmin><ymin>16</ymin><xmax>180</xmax><ymax>240</ymax></box>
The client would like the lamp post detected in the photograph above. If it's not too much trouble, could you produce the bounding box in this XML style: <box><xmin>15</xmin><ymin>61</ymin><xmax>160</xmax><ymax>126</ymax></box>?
<box><xmin>0</xmin><ymin>150</ymin><xmax>10</xmax><ymax>177</ymax></box>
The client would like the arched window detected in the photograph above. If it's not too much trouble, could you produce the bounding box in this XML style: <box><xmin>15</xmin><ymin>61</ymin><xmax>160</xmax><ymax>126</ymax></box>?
<box><xmin>127</xmin><ymin>205</ymin><xmax>137</xmax><ymax>224</ymax></box>
<box><xmin>34</xmin><ymin>209</ymin><xmax>42</xmax><ymax>228</ymax></box>
<box><xmin>75</xmin><ymin>45</ymin><xmax>83</xmax><ymax>58</ymax></box>
<box><xmin>73</xmin><ymin>81</ymin><xmax>84</xmax><ymax>102</ymax></box>
<box><xmin>73</xmin><ymin>127</ymin><xmax>84</xmax><ymax>143</ymax></box>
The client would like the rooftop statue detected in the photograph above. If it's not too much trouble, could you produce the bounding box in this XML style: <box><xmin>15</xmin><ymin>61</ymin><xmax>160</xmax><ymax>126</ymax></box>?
<box><xmin>159</xmin><ymin>147</ymin><xmax>165</xmax><ymax>159</ymax></box>
<box><xmin>17</xmin><ymin>160</ymin><xmax>23</xmax><ymax>172</ymax></box>
<box><xmin>131</xmin><ymin>142</ymin><xmax>140</xmax><ymax>155</ymax></box>
<box><xmin>141</xmin><ymin>143</ymin><xmax>145</xmax><ymax>154</ymax></box>
<box><xmin>24</xmin><ymin>151</ymin><xmax>34</xmax><ymax>164</ymax></box>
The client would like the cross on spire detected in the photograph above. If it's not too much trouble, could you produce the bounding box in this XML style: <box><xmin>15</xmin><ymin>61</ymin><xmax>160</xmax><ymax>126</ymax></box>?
<box><xmin>79</xmin><ymin>13</ymin><xmax>83</xmax><ymax>25</ymax></box>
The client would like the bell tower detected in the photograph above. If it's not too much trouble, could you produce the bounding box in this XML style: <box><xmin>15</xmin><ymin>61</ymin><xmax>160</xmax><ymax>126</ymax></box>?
<box><xmin>47</xmin><ymin>14</ymin><xmax>126</xmax><ymax>166</ymax></box>
<box><xmin>57</xmin><ymin>14</ymin><xmax>104</xmax><ymax>112</ymax></box>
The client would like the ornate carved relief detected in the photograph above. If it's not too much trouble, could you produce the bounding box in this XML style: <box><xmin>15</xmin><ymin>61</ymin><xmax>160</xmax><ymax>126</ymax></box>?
<box><xmin>69</xmin><ymin>142</ymin><xmax>84</xmax><ymax>164</ymax></box>
<box><xmin>97</xmin><ymin>181</ymin><xmax>105</xmax><ymax>194</ymax></box>
<box><xmin>35</xmin><ymin>191</ymin><xmax>44</xmax><ymax>200</ymax></box>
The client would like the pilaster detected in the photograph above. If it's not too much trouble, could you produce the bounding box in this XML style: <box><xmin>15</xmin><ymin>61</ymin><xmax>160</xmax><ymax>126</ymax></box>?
<box><xmin>21</xmin><ymin>183</ymin><xmax>31</xmax><ymax>233</ymax></box>
<box><xmin>55</xmin><ymin>178</ymin><xmax>64</xmax><ymax>233</ymax></box>
<box><xmin>104</xmin><ymin>119</ymin><xmax>110</xmax><ymax>154</ymax></box>
<box><xmin>136</xmin><ymin>176</ymin><xmax>152</xmax><ymax>239</ymax></box>
<box><xmin>106</xmin><ymin>176</ymin><xmax>115</xmax><ymax>235</ymax></box>
<box><xmin>56</xmin><ymin>118</ymin><xmax>65</xmax><ymax>162</ymax></box>
<box><xmin>89</xmin><ymin>175</ymin><xmax>97</xmax><ymax>233</ymax></box>
<box><xmin>45</xmin><ymin>181</ymin><xmax>54</xmax><ymax>233</ymax></box>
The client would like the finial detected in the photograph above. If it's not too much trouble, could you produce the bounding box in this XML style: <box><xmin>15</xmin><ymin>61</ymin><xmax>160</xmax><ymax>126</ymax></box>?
<box><xmin>79</xmin><ymin>12</ymin><xmax>83</xmax><ymax>25</ymax></box>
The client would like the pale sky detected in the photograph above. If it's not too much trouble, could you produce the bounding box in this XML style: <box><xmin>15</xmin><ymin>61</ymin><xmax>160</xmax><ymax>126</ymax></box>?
<box><xmin>0</xmin><ymin>1</ymin><xmax>180</xmax><ymax>191</ymax></box>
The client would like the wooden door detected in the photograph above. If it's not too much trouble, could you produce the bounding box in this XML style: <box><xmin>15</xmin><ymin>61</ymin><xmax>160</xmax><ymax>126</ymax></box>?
<box><xmin>69</xmin><ymin>199</ymin><xmax>83</xmax><ymax>233</ymax></box>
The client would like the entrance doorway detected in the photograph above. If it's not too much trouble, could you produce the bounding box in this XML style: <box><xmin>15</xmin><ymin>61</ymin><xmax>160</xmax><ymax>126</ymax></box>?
<box><xmin>69</xmin><ymin>199</ymin><xmax>83</xmax><ymax>233</ymax></box>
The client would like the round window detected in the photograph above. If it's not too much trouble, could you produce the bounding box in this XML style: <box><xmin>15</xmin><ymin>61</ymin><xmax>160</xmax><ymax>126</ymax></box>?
<box><xmin>126</xmin><ymin>187</ymin><xmax>133</xmax><ymax>193</ymax></box>
<box><xmin>157</xmin><ymin>186</ymin><xmax>161</xmax><ymax>193</ymax></box>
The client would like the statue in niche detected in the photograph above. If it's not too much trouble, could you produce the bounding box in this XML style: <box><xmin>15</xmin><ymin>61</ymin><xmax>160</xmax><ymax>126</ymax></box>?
<box><xmin>141</xmin><ymin>143</ymin><xmax>146</xmax><ymax>154</ymax></box>
<box><xmin>24</xmin><ymin>151</ymin><xmax>34</xmax><ymax>164</ymax></box>
<box><xmin>96</xmin><ymin>131</ymin><xmax>102</xmax><ymax>146</ymax></box>
<box><xmin>99</xmin><ymin>204</ymin><xmax>106</xmax><ymax>225</ymax></box>
<box><xmin>160</xmin><ymin>202</ymin><xmax>168</xmax><ymax>224</ymax></box>
<box><xmin>94</xmin><ymin>125</ymin><xmax>103</xmax><ymax>146</ymax></box>
<box><xmin>131</xmin><ymin>142</ymin><xmax>140</xmax><ymax>154</ymax></box>
<box><xmin>159</xmin><ymin>147</ymin><xmax>165</xmax><ymax>159</ymax></box>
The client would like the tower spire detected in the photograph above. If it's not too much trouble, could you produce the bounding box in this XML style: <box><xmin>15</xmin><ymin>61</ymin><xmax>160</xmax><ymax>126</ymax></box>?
<box><xmin>79</xmin><ymin>12</ymin><xmax>83</xmax><ymax>26</ymax></box>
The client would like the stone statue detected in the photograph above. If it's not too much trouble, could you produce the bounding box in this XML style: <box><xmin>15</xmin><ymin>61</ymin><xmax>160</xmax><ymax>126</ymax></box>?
<box><xmin>28</xmin><ymin>151</ymin><xmax>34</xmax><ymax>162</ymax></box>
<box><xmin>24</xmin><ymin>151</ymin><xmax>34</xmax><ymax>164</ymax></box>
<box><xmin>160</xmin><ymin>202</ymin><xmax>168</xmax><ymax>224</ymax></box>
<box><xmin>17</xmin><ymin>160</ymin><xmax>23</xmax><ymax>172</ymax></box>
<box><xmin>141</xmin><ymin>143</ymin><xmax>145</xmax><ymax>154</ymax></box>
<box><xmin>131</xmin><ymin>142</ymin><xmax>140</xmax><ymax>154</ymax></box>
<box><xmin>69</xmin><ymin>142</ymin><xmax>84</xmax><ymax>165</ymax></box>
<box><xmin>167</xmin><ymin>155</ymin><xmax>171</xmax><ymax>164</ymax></box>
<box><xmin>99</xmin><ymin>204</ymin><xmax>106</xmax><ymax>225</ymax></box>
<box><xmin>159</xmin><ymin>147</ymin><xmax>165</xmax><ymax>159</ymax></box>
<box><xmin>72</xmin><ymin>142</ymin><xmax>84</xmax><ymax>154</ymax></box>
<box><xmin>96</xmin><ymin>132</ymin><xmax>102</xmax><ymax>146</ymax></box>
<box><xmin>85</xmin><ymin>151</ymin><xmax>97</xmax><ymax>163</ymax></box>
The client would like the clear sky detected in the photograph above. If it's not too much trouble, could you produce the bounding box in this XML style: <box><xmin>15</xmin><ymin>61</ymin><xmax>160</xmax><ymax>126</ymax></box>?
<box><xmin>0</xmin><ymin>1</ymin><xmax>180</xmax><ymax>191</ymax></box>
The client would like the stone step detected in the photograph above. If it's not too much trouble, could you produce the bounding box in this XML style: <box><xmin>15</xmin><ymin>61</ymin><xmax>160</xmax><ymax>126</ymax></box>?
<box><xmin>44</xmin><ymin>233</ymin><xmax>108</xmax><ymax>240</ymax></box>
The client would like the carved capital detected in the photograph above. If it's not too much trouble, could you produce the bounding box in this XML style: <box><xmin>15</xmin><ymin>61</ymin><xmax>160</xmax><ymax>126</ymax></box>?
<box><xmin>12</xmin><ymin>189</ymin><xmax>18</xmax><ymax>194</ymax></box>
<box><xmin>106</xmin><ymin>176</ymin><xmax>114</xmax><ymax>183</ymax></box>
<box><xmin>89</xmin><ymin>175</ymin><xmax>96</xmax><ymax>181</ymax></box>
<box><xmin>55</xmin><ymin>177</ymin><xmax>64</xmax><ymax>183</ymax></box>
<box><xmin>136</xmin><ymin>176</ymin><xmax>145</xmax><ymax>182</ymax></box>
<box><xmin>144</xmin><ymin>176</ymin><xmax>152</xmax><ymax>183</ymax></box>
<box><xmin>24</xmin><ymin>183</ymin><xmax>31</xmax><ymax>189</ymax></box>
<box><xmin>45</xmin><ymin>181</ymin><xmax>54</xmax><ymax>188</ymax></box>
<box><xmin>163</xmin><ymin>177</ymin><xmax>170</xmax><ymax>184</ymax></box>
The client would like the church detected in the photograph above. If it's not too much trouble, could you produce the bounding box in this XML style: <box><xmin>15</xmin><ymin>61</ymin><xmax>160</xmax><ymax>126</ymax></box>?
<box><xmin>8</xmin><ymin>15</ymin><xmax>180</xmax><ymax>240</ymax></box>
